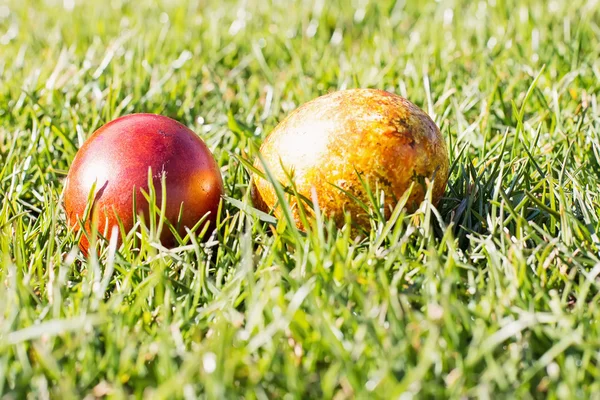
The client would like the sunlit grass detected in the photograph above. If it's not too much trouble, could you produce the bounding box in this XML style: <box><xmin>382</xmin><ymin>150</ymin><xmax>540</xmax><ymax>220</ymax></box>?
<box><xmin>1</xmin><ymin>0</ymin><xmax>600</xmax><ymax>397</ymax></box>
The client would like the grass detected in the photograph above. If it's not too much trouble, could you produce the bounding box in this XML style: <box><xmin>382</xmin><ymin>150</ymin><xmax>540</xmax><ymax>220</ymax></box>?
<box><xmin>1</xmin><ymin>0</ymin><xmax>600</xmax><ymax>398</ymax></box>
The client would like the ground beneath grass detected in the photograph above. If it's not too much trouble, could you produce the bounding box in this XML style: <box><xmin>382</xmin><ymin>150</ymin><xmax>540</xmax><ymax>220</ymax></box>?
<box><xmin>1</xmin><ymin>0</ymin><xmax>600</xmax><ymax>398</ymax></box>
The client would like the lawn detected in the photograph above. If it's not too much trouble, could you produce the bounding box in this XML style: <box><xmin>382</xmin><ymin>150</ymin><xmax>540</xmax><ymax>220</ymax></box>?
<box><xmin>1</xmin><ymin>0</ymin><xmax>600</xmax><ymax>398</ymax></box>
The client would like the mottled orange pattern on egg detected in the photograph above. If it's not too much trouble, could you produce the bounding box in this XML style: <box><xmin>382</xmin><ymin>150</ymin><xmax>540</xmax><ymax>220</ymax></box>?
<box><xmin>252</xmin><ymin>89</ymin><xmax>449</xmax><ymax>231</ymax></box>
